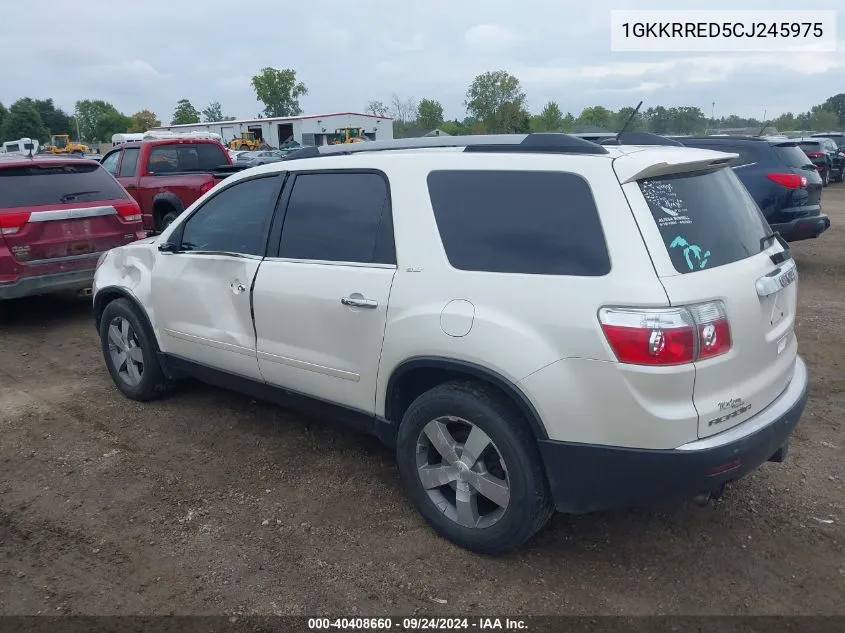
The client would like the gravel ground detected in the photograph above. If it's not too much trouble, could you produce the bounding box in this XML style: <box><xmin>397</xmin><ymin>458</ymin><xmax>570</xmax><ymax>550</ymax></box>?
<box><xmin>1</xmin><ymin>186</ymin><xmax>843</xmax><ymax>616</ymax></box>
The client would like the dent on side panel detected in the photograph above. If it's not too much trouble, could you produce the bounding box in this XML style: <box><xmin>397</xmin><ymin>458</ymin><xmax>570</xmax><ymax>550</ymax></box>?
<box><xmin>97</xmin><ymin>242</ymin><xmax>159</xmax><ymax>334</ymax></box>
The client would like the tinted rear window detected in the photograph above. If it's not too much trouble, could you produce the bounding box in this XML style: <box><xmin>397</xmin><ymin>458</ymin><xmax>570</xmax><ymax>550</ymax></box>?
<box><xmin>638</xmin><ymin>167</ymin><xmax>770</xmax><ymax>274</ymax></box>
<box><xmin>772</xmin><ymin>143</ymin><xmax>814</xmax><ymax>169</ymax></box>
<box><xmin>676</xmin><ymin>142</ymin><xmax>758</xmax><ymax>167</ymax></box>
<box><xmin>798</xmin><ymin>141</ymin><xmax>822</xmax><ymax>152</ymax></box>
<box><xmin>427</xmin><ymin>170</ymin><xmax>610</xmax><ymax>276</ymax></box>
<box><xmin>147</xmin><ymin>143</ymin><xmax>228</xmax><ymax>173</ymax></box>
<box><xmin>0</xmin><ymin>163</ymin><xmax>128</xmax><ymax>209</ymax></box>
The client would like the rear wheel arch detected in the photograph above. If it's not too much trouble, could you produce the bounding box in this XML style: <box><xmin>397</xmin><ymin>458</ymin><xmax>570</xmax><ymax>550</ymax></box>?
<box><xmin>384</xmin><ymin>357</ymin><xmax>549</xmax><ymax>441</ymax></box>
<box><xmin>152</xmin><ymin>193</ymin><xmax>184</xmax><ymax>230</ymax></box>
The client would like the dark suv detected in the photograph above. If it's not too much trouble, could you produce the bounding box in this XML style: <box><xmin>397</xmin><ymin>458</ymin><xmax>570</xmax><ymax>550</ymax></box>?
<box><xmin>671</xmin><ymin>136</ymin><xmax>829</xmax><ymax>242</ymax></box>
<box><xmin>797</xmin><ymin>137</ymin><xmax>844</xmax><ymax>185</ymax></box>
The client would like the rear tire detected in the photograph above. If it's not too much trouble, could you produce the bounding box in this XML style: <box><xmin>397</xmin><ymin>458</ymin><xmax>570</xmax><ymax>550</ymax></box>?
<box><xmin>99</xmin><ymin>298</ymin><xmax>173</xmax><ymax>401</ymax></box>
<box><xmin>240</xmin><ymin>144</ymin><xmax>249</xmax><ymax>151</ymax></box>
<box><xmin>822</xmin><ymin>167</ymin><xmax>830</xmax><ymax>186</ymax></box>
<box><xmin>395</xmin><ymin>381</ymin><xmax>553</xmax><ymax>555</ymax></box>
<box><xmin>159</xmin><ymin>208</ymin><xmax>180</xmax><ymax>231</ymax></box>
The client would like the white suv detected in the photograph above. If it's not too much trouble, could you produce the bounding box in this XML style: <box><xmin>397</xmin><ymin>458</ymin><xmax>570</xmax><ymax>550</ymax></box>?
<box><xmin>92</xmin><ymin>133</ymin><xmax>809</xmax><ymax>554</ymax></box>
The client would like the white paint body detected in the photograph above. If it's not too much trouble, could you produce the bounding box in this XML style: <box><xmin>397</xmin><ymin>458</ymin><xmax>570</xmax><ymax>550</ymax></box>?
<box><xmin>93</xmin><ymin>144</ymin><xmax>801</xmax><ymax>451</ymax></box>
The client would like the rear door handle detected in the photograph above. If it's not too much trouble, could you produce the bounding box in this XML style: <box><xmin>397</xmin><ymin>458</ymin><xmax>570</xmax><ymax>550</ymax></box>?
<box><xmin>341</xmin><ymin>294</ymin><xmax>378</xmax><ymax>308</ymax></box>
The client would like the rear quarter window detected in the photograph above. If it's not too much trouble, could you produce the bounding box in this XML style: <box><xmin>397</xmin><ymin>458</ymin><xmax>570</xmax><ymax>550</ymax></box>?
<box><xmin>426</xmin><ymin>169</ymin><xmax>610</xmax><ymax>276</ymax></box>
<box><xmin>638</xmin><ymin>167</ymin><xmax>770</xmax><ymax>275</ymax></box>
<box><xmin>772</xmin><ymin>143</ymin><xmax>815</xmax><ymax>169</ymax></box>
<box><xmin>0</xmin><ymin>163</ymin><xmax>129</xmax><ymax>209</ymax></box>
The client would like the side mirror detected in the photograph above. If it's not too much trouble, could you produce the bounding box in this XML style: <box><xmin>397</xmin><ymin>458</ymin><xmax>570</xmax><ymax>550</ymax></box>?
<box><xmin>157</xmin><ymin>241</ymin><xmax>179</xmax><ymax>253</ymax></box>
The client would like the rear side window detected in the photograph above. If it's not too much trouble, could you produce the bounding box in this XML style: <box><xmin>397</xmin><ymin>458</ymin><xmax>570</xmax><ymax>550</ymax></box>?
<box><xmin>118</xmin><ymin>148</ymin><xmax>139</xmax><ymax>177</ymax></box>
<box><xmin>278</xmin><ymin>172</ymin><xmax>394</xmax><ymax>264</ymax></box>
<box><xmin>772</xmin><ymin>143</ymin><xmax>814</xmax><ymax>169</ymax></box>
<box><xmin>0</xmin><ymin>163</ymin><xmax>129</xmax><ymax>209</ymax></box>
<box><xmin>427</xmin><ymin>170</ymin><xmax>610</xmax><ymax>276</ymax></box>
<box><xmin>638</xmin><ymin>167</ymin><xmax>770</xmax><ymax>275</ymax></box>
<box><xmin>146</xmin><ymin>143</ymin><xmax>228</xmax><ymax>173</ymax></box>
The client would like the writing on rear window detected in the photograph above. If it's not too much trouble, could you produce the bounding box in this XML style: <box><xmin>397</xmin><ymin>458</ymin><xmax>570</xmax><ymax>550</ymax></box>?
<box><xmin>640</xmin><ymin>180</ymin><xmax>693</xmax><ymax>228</ymax></box>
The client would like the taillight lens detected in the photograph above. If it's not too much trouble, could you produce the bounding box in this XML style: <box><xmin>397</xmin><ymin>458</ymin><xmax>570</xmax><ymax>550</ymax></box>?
<box><xmin>115</xmin><ymin>201</ymin><xmax>142</xmax><ymax>223</ymax></box>
<box><xmin>0</xmin><ymin>211</ymin><xmax>31</xmax><ymax>235</ymax></box>
<box><xmin>688</xmin><ymin>301</ymin><xmax>732</xmax><ymax>360</ymax></box>
<box><xmin>199</xmin><ymin>181</ymin><xmax>215</xmax><ymax>195</ymax></box>
<box><xmin>599</xmin><ymin>301</ymin><xmax>732</xmax><ymax>366</ymax></box>
<box><xmin>767</xmin><ymin>173</ymin><xmax>806</xmax><ymax>188</ymax></box>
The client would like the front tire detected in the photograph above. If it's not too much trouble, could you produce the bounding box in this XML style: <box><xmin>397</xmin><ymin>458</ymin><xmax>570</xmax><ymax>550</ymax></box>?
<box><xmin>99</xmin><ymin>298</ymin><xmax>172</xmax><ymax>401</ymax></box>
<box><xmin>822</xmin><ymin>167</ymin><xmax>830</xmax><ymax>186</ymax></box>
<box><xmin>396</xmin><ymin>381</ymin><xmax>553</xmax><ymax>555</ymax></box>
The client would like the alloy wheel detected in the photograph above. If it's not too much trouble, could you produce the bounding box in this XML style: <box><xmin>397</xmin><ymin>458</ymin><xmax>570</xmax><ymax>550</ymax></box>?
<box><xmin>415</xmin><ymin>416</ymin><xmax>510</xmax><ymax>529</ymax></box>
<box><xmin>107</xmin><ymin>316</ymin><xmax>144</xmax><ymax>386</ymax></box>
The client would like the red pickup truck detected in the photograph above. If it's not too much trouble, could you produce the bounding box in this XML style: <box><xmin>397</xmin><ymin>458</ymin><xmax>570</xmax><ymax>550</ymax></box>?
<box><xmin>100</xmin><ymin>138</ymin><xmax>241</xmax><ymax>233</ymax></box>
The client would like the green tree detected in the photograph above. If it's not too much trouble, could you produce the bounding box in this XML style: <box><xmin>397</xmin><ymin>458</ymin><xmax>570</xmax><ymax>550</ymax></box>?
<box><xmin>128</xmin><ymin>109</ymin><xmax>161</xmax><ymax>132</ymax></box>
<box><xmin>32</xmin><ymin>99</ymin><xmax>72</xmax><ymax>136</ymax></box>
<box><xmin>644</xmin><ymin>106</ymin><xmax>670</xmax><ymax>133</ymax></box>
<box><xmin>201</xmin><ymin>101</ymin><xmax>228</xmax><ymax>123</ymax></box>
<box><xmin>366</xmin><ymin>100</ymin><xmax>389</xmax><ymax>117</ymax></box>
<box><xmin>576</xmin><ymin>106</ymin><xmax>614</xmax><ymax>130</ymax></box>
<box><xmin>465</xmin><ymin>70</ymin><xmax>526</xmax><ymax>133</ymax></box>
<box><xmin>0</xmin><ymin>102</ymin><xmax>7</xmax><ymax>142</ymax></box>
<box><xmin>667</xmin><ymin>106</ymin><xmax>706</xmax><ymax>134</ymax></box>
<box><xmin>613</xmin><ymin>106</ymin><xmax>645</xmax><ymax>132</ymax></box>
<box><xmin>531</xmin><ymin>101</ymin><xmax>564</xmax><ymax>132</ymax></box>
<box><xmin>0</xmin><ymin>99</ymin><xmax>50</xmax><ymax>143</ymax></box>
<box><xmin>75</xmin><ymin>100</ymin><xmax>130</xmax><ymax>141</ymax></box>
<box><xmin>820</xmin><ymin>93</ymin><xmax>845</xmax><ymax>127</ymax></box>
<box><xmin>417</xmin><ymin>98</ymin><xmax>444</xmax><ymax>130</ymax></box>
<box><xmin>811</xmin><ymin>107</ymin><xmax>838</xmax><ymax>131</ymax></box>
<box><xmin>171</xmin><ymin>99</ymin><xmax>201</xmax><ymax>125</ymax></box>
<box><xmin>251</xmin><ymin>67</ymin><xmax>307</xmax><ymax>118</ymax></box>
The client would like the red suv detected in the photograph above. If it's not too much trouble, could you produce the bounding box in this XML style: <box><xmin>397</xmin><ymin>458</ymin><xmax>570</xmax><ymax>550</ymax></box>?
<box><xmin>0</xmin><ymin>156</ymin><xmax>145</xmax><ymax>300</ymax></box>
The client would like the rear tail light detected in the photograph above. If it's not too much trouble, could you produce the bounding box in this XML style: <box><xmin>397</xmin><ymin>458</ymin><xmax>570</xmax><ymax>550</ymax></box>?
<box><xmin>199</xmin><ymin>181</ymin><xmax>215</xmax><ymax>195</ymax></box>
<box><xmin>115</xmin><ymin>201</ymin><xmax>142</xmax><ymax>223</ymax></box>
<box><xmin>598</xmin><ymin>301</ymin><xmax>732</xmax><ymax>366</ymax></box>
<box><xmin>0</xmin><ymin>211</ymin><xmax>31</xmax><ymax>235</ymax></box>
<box><xmin>767</xmin><ymin>173</ymin><xmax>806</xmax><ymax>188</ymax></box>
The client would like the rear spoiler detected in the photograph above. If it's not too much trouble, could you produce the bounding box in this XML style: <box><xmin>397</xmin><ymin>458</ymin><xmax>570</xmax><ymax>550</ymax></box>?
<box><xmin>613</xmin><ymin>148</ymin><xmax>739</xmax><ymax>184</ymax></box>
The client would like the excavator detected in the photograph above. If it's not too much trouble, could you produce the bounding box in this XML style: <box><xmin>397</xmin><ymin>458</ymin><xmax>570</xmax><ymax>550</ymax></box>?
<box><xmin>42</xmin><ymin>134</ymin><xmax>92</xmax><ymax>156</ymax></box>
<box><xmin>329</xmin><ymin>127</ymin><xmax>369</xmax><ymax>145</ymax></box>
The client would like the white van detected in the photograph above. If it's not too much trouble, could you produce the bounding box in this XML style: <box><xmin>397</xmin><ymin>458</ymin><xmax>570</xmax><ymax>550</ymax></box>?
<box><xmin>1</xmin><ymin>138</ymin><xmax>40</xmax><ymax>155</ymax></box>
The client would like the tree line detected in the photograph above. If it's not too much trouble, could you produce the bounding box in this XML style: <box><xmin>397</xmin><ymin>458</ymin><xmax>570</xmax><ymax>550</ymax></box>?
<box><xmin>1</xmin><ymin>67</ymin><xmax>843</xmax><ymax>145</ymax></box>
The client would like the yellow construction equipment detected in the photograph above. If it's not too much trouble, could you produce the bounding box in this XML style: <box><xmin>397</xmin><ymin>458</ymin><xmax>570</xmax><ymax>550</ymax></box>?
<box><xmin>43</xmin><ymin>135</ymin><xmax>91</xmax><ymax>156</ymax></box>
<box><xmin>329</xmin><ymin>127</ymin><xmax>368</xmax><ymax>144</ymax></box>
<box><xmin>227</xmin><ymin>132</ymin><xmax>270</xmax><ymax>151</ymax></box>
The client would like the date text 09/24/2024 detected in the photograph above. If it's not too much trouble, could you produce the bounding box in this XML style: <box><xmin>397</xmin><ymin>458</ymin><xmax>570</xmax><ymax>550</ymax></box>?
<box><xmin>308</xmin><ymin>617</ymin><xmax>528</xmax><ymax>630</ymax></box>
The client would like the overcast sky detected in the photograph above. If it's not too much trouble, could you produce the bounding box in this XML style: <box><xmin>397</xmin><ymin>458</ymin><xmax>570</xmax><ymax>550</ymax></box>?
<box><xmin>3</xmin><ymin>1</ymin><xmax>843</xmax><ymax>123</ymax></box>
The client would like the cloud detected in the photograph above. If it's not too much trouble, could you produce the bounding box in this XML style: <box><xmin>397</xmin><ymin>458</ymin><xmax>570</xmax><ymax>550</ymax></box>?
<box><xmin>1</xmin><ymin>0</ymin><xmax>843</xmax><ymax>122</ymax></box>
<box><xmin>464</xmin><ymin>24</ymin><xmax>521</xmax><ymax>51</ymax></box>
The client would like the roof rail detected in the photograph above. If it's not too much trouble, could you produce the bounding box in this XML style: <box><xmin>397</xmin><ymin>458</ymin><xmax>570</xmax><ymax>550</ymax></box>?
<box><xmin>598</xmin><ymin>132</ymin><xmax>683</xmax><ymax>147</ymax></box>
<box><xmin>281</xmin><ymin>133</ymin><xmax>609</xmax><ymax>161</ymax></box>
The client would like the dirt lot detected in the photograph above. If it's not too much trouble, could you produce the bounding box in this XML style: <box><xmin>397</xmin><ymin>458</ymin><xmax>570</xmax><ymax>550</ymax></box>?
<box><xmin>1</xmin><ymin>188</ymin><xmax>843</xmax><ymax>617</ymax></box>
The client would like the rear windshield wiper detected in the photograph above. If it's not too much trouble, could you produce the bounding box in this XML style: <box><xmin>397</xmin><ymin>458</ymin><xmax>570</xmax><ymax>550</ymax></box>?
<box><xmin>59</xmin><ymin>190</ymin><xmax>100</xmax><ymax>202</ymax></box>
<box><xmin>761</xmin><ymin>231</ymin><xmax>790</xmax><ymax>264</ymax></box>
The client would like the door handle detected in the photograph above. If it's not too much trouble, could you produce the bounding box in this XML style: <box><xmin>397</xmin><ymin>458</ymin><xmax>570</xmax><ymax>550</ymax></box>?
<box><xmin>230</xmin><ymin>281</ymin><xmax>247</xmax><ymax>294</ymax></box>
<box><xmin>341</xmin><ymin>294</ymin><xmax>378</xmax><ymax>309</ymax></box>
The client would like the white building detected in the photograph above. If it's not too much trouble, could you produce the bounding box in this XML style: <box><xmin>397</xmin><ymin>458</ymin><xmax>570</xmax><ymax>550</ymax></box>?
<box><xmin>151</xmin><ymin>112</ymin><xmax>394</xmax><ymax>148</ymax></box>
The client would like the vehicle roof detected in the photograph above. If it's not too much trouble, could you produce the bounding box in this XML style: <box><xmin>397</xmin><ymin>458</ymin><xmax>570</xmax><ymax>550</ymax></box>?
<box><xmin>115</xmin><ymin>138</ymin><xmax>228</xmax><ymax>149</ymax></box>
<box><xmin>810</xmin><ymin>131</ymin><xmax>845</xmax><ymax>137</ymax></box>
<box><xmin>0</xmin><ymin>156</ymin><xmax>101</xmax><ymax>169</ymax></box>
<box><xmin>233</xmin><ymin>139</ymin><xmax>735</xmax><ymax>188</ymax></box>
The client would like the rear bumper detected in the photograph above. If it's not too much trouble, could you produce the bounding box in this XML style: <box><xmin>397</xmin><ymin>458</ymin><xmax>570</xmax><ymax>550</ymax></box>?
<box><xmin>537</xmin><ymin>356</ymin><xmax>809</xmax><ymax>514</ymax></box>
<box><xmin>773</xmin><ymin>214</ymin><xmax>830</xmax><ymax>242</ymax></box>
<box><xmin>0</xmin><ymin>268</ymin><xmax>95</xmax><ymax>300</ymax></box>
